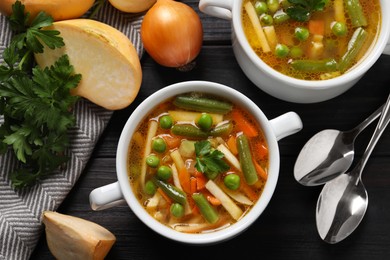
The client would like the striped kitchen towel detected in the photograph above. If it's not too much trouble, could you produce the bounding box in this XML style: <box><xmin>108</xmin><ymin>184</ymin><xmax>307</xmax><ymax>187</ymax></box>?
<box><xmin>0</xmin><ymin>2</ymin><xmax>144</xmax><ymax>259</ymax></box>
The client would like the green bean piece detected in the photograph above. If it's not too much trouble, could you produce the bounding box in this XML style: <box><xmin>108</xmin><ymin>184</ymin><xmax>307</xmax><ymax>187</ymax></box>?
<box><xmin>170</xmin><ymin>203</ymin><xmax>185</xmax><ymax>218</ymax></box>
<box><xmin>273</xmin><ymin>10</ymin><xmax>289</xmax><ymax>24</ymax></box>
<box><xmin>157</xmin><ymin>165</ymin><xmax>172</xmax><ymax>181</ymax></box>
<box><xmin>260</xmin><ymin>14</ymin><xmax>273</xmax><ymax>26</ymax></box>
<box><xmin>267</xmin><ymin>0</ymin><xmax>279</xmax><ymax>13</ymax></box>
<box><xmin>146</xmin><ymin>154</ymin><xmax>160</xmax><ymax>168</ymax></box>
<box><xmin>210</xmin><ymin>122</ymin><xmax>233</xmax><ymax>137</ymax></box>
<box><xmin>152</xmin><ymin>137</ymin><xmax>166</xmax><ymax>153</ymax></box>
<box><xmin>280</xmin><ymin>0</ymin><xmax>292</xmax><ymax>8</ymax></box>
<box><xmin>254</xmin><ymin>1</ymin><xmax>268</xmax><ymax>15</ymax></box>
<box><xmin>145</xmin><ymin>180</ymin><xmax>157</xmax><ymax>195</ymax></box>
<box><xmin>198</xmin><ymin>113</ymin><xmax>213</xmax><ymax>131</ymax></box>
<box><xmin>159</xmin><ymin>115</ymin><xmax>173</xmax><ymax>129</ymax></box>
<box><xmin>153</xmin><ymin>178</ymin><xmax>187</xmax><ymax>205</ymax></box>
<box><xmin>224</xmin><ymin>174</ymin><xmax>241</xmax><ymax>190</ymax></box>
<box><xmin>236</xmin><ymin>134</ymin><xmax>259</xmax><ymax>185</ymax></box>
<box><xmin>192</xmin><ymin>193</ymin><xmax>219</xmax><ymax>224</ymax></box>
<box><xmin>346</xmin><ymin>0</ymin><xmax>367</xmax><ymax>28</ymax></box>
<box><xmin>339</xmin><ymin>27</ymin><xmax>367</xmax><ymax>72</ymax></box>
<box><xmin>171</xmin><ymin>124</ymin><xmax>209</xmax><ymax>139</ymax></box>
<box><xmin>275</xmin><ymin>44</ymin><xmax>289</xmax><ymax>58</ymax></box>
<box><xmin>290</xmin><ymin>58</ymin><xmax>338</xmax><ymax>72</ymax></box>
<box><xmin>331</xmin><ymin>22</ymin><xmax>347</xmax><ymax>37</ymax></box>
<box><xmin>294</xmin><ymin>27</ymin><xmax>309</xmax><ymax>41</ymax></box>
<box><xmin>173</xmin><ymin>96</ymin><xmax>233</xmax><ymax>114</ymax></box>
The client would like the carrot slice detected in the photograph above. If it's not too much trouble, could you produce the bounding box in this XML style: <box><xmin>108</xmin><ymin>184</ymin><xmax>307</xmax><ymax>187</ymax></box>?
<box><xmin>178</xmin><ymin>167</ymin><xmax>191</xmax><ymax>194</ymax></box>
<box><xmin>162</xmin><ymin>135</ymin><xmax>180</xmax><ymax>149</ymax></box>
<box><xmin>190</xmin><ymin>177</ymin><xmax>197</xmax><ymax>194</ymax></box>
<box><xmin>201</xmin><ymin>190</ymin><xmax>222</xmax><ymax>206</ymax></box>
<box><xmin>195</xmin><ymin>172</ymin><xmax>207</xmax><ymax>191</ymax></box>
<box><xmin>227</xmin><ymin>135</ymin><xmax>238</xmax><ymax>155</ymax></box>
<box><xmin>239</xmin><ymin>181</ymin><xmax>258</xmax><ymax>201</ymax></box>
<box><xmin>309</xmin><ymin>20</ymin><xmax>325</xmax><ymax>35</ymax></box>
<box><xmin>231</xmin><ymin>109</ymin><xmax>258</xmax><ymax>137</ymax></box>
<box><xmin>253</xmin><ymin>160</ymin><xmax>268</xmax><ymax>181</ymax></box>
<box><xmin>157</xmin><ymin>188</ymin><xmax>173</xmax><ymax>205</ymax></box>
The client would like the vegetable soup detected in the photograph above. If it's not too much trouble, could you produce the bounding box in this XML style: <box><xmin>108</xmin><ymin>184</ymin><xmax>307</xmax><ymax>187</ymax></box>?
<box><xmin>127</xmin><ymin>93</ymin><xmax>269</xmax><ymax>233</ymax></box>
<box><xmin>242</xmin><ymin>0</ymin><xmax>381</xmax><ymax>80</ymax></box>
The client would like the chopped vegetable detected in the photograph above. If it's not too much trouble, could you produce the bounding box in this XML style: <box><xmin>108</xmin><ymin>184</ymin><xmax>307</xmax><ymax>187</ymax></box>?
<box><xmin>173</xmin><ymin>96</ymin><xmax>233</xmax><ymax>114</ymax></box>
<box><xmin>338</xmin><ymin>27</ymin><xmax>367</xmax><ymax>72</ymax></box>
<box><xmin>168</xmin><ymin>110</ymin><xmax>223</xmax><ymax>125</ymax></box>
<box><xmin>179</xmin><ymin>140</ymin><xmax>195</xmax><ymax>158</ymax></box>
<box><xmin>290</xmin><ymin>58</ymin><xmax>338</xmax><ymax>72</ymax></box>
<box><xmin>210</xmin><ymin>122</ymin><xmax>233</xmax><ymax>137</ymax></box>
<box><xmin>263</xmin><ymin>26</ymin><xmax>278</xmax><ymax>50</ymax></box>
<box><xmin>308</xmin><ymin>20</ymin><xmax>325</xmax><ymax>35</ymax></box>
<box><xmin>171</xmin><ymin>150</ymin><xmax>191</xmax><ymax>193</ymax></box>
<box><xmin>153</xmin><ymin>178</ymin><xmax>187</xmax><ymax>205</ymax></box>
<box><xmin>171</xmin><ymin>124</ymin><xmax>209</xmax><ymax>139</ymax></box>
<box><xmin>205</xmin><ymin>180</ymin><xmax>243</xmax><ymax>220</ymax></box>
<box><xmin>345</xmin><ymin>0</ymin><xmax>367</xmax><ymax>28</ymax></box>
<box><xmin>286</xmin><ymin>0</ymin><xmax>327</xmax><ymax>22</ymax></box>
<box><xmin>231</xmin><ymin>109</ymin><xmax>258</xmax><ymax>137</ymax></box>
<box><xmin>334</xmin><ymin>0</ymin><xmax>346</xmax><ymax>23</ymax></box>
<box><xmin>216</xmin><ymin>144</ymin><xmax>241</xmax><ymax>171</ymax></box>
<box><xmin>192</xmin><ymin>193</ymin><xmax>219</xmax><ymax>224</ymax></box>
<box><xmin>237</xmin><ymin>134</ymin><xmax>259</xmax><ymax>185</ymax></box>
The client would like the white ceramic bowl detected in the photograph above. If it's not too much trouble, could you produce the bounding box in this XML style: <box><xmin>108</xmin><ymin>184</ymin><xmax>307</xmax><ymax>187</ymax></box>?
<box><xmin>199</xmin><ymin>0</ymin><xmax>390</xmax><ymax>103</ymax></box>
<box><xmin>89</xmin><ymin>81</ymin><xmax>303</xmax><ymax>244</ymax></box>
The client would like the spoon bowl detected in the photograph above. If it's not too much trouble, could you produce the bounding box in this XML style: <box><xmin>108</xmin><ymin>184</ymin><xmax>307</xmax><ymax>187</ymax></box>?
<box><xmin>294</xmin><ymin>106</ymin><xmax>383</xmax><ymax>186</ymax></box>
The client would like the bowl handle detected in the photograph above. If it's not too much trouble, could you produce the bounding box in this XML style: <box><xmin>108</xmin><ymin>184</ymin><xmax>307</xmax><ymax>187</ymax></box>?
<box><xmin>89</xmin><ymin>181</ymin><xmax>126</xmax><ymax>210</ymax></box>
<box><xmin>270</xmin><ymin>112</ymin><xmax>303</xmax><ymax>141</ymax></box>
<box><xmin>199</xmin><ymin>0</ymin><xmax>234</xmax><ymax>20</ymax></box>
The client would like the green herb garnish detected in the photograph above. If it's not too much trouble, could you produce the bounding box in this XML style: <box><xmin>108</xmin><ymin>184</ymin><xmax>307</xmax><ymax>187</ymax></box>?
<box><xmin>286</xmin><ymin>0</ymin><xmax>327</xmax><ymax>22</ymax></box>
<box><xmin>0</xmin><ymin>1</ymin><xmax>81</xmax><ymax>188</ymax></box>
<box><xmin>194</xmin><ymin>140</ymin><xmax>230</xmax><ymax>180</ymax></box>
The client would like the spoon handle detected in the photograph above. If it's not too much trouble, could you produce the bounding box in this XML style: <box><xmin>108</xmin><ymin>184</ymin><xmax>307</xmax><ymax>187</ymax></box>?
<box><xmin>350</xmin><ymin>104</ymin><xmax>383</xmax><ymax>137</ymax></box>
<box><xmin>356</xmin><ymin>93</ymin><xmax>390</xmax><ymax>179</ymax></box>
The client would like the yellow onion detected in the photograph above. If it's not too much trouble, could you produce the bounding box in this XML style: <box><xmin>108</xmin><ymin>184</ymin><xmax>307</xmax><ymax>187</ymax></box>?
<box><xmin>141</xmin><ymin>0</ymin><xmax>203</xmax><ymax>69</ymax></box>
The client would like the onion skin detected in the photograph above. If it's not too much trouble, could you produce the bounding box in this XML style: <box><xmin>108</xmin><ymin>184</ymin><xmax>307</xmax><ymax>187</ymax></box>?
<box><xmin>141</xmin><ymin>0</ymin><xmax>203</xmax><ymax>68</ymax></box>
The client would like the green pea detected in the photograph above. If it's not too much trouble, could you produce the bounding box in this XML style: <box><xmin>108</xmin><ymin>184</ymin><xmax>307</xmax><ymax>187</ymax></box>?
<box><xmin>295</xmin><ymin>27</ymin><xmax>309</xmax><ymax>41</ymax></box>
<box><xmin>224</xmin><ymin>174</ymin><xmax>241</xmax><ymax>190</ymax></box>
<box><xmin>331</xmin><ymin>22</ymin><xmax>347</xmax><ymax>37</ymax></box>
<box><xmin>197</xmin><ymin>113</ymin><xmax>213</xmax><ymax>131</ymax></box>
<box><xmin>275</xmin><ymin>44</ymin><xmax>290</xmax><ymax>58</ymax></box>
<box><xmin>273</xmin><ymin>10</ymin><xmax>289</xmax><ymax>24</ymax></box>
<box><xmin>146</xmin><ymin>154</ymin><xmax>159</xmax><ymax>168</ymax></box>
<box><xmin>157</xmin><ymin>165</ymin><xmax>172</xmax><ymax>181</ymax></box>
<box><xmin>159</xmin><ymin>115</ymin><xmax>173</xmax><ymax>129</ymax></box>
<box><xmin>152</xmin><ymin>137</ymin><xmax>166</xmax><ymax>153</ymax></box>
<box><xmin>260</xmin><ymin>14</ymin><xmax>273</xmax><ymax>26</ymax></box>
<box><xmin>290</xmin><ymin>46</ymin><xmax>303</xmax><ymax>58</ymax></box>
<box><xmin>267</xmin><ymin>0</ymin><xmax>279</xmax><ymax>13</ymax></box>
<box><xmin>254</xmin><ymin>1</ymin><xmax>268</xmax><ymax>15</ymax></box>
<box><xmin>145</xmin><ymin>180</ymin><xmax>157</xmax><ymax>195</ymax></box>
<box><xmin>170</xmin><ymin>203</ymin><xmax>185</xmax><ymax>218</ymax></box>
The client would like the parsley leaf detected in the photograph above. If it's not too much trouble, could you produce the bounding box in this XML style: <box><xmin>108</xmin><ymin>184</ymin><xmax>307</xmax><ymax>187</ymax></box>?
<box><xmin>286</xmin><ymin>0</ymin><xmax>327</xmax><ymax>22</ymax></box>
<box><xmin>194</xmin><ymin>140</ymin><xmax>230</xmax><ymax>179</ymax></box>
<box><xmin>0</xmin><ymin>1</ymin><xmax>81</xmax><ymax>188</ymax></box>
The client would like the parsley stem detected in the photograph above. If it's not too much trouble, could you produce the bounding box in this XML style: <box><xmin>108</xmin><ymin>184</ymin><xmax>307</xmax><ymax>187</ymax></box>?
<box><xmin>17</xmin><ymin>49</ymin><xmax>32</xmax><ymax>71</ymax></box>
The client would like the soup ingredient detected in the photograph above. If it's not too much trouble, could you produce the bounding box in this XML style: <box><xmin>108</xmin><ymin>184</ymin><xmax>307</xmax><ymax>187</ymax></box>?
<box><xmin>152</xmin><ymin>137</ymin><xmax>167</xmax><ymax>153</ymax></box>
<box><xmin>286</xmin><ymin>0</ymin><xmax>327</xmax><ymax>22</ymax></box>
<box><xmin>275</xmin><ymin>43</ymin><xmax>290</xmax><ymax>57</ymax></box>
<box><xmin>255</xmin><ymin>1</ymin><xmax>268</xmax><ymax>14</ymax></box>
<box><xmin>331</xmin><ymin>22</ymin><xmax>347</xmax><ymax>36</ymax></box>
<box><xmin>146</xmin><ymin>154</ymin><xmax>160</xmax><ymax>168</ymax></box>
<box><xmin>237</xmin><ymin>134</ymin><xmax>259</xmax><ymax>185</ymax></box>
<box><xmin>244</xmin><ymin>1</ymin><xmax>271</xmax><ymax>52</ymax></box>
<box><xmin>170</xmin><ymin>203</ymin><xmax>185</xmax><ymax>218</ymax></box>
<box><xmin>159</xmin><ymin>115</ymin><xmax>173</xmax><ymax>129</ymax></box>
<box><xmin>174</xmin><ymin>96</ymin><xmax>233</xmax><ymax>114</ymax></box>
<box><xmin>194</xmin><ymin>140</ymin><xmax>230</xmax><ymax>180</ymax></box>
<box><xmin>109</xmin><ymin>0</ymin><xmax>156</xmax><ymax>13</ymax></box>
<box><xmin>172</xmin><ymin>124</ymin><xmax>209</xmax><ymax>139</ymax></box>
<box><xmin>224</xmin><ymin>174</ymin><xmax>241</xmax><ymax>190</ymax></box>
<box><xmin>290</xmin><ymin>58</ymin><xmax>338</xmax><ymax>72</ymax></box>
<box><xmin>35</xmin><ymin>19</ymin><xmax>142</xmax><ymax>110</ymax></box>
<box><xmin>295</xmin><ymin>27</ymin><xmax>309</xmax><ymax>41</ymax></box>
<box><xmin>346</xmin><ymin>0</ymin><xmax>367</xmax><ymax>27</ymax></box>
<box><xmin>0</xmin><ymin>2</ymin><xmax>80</xmax><ymax>188</ymax></box>
<box><xmin>198</xmin><ymin>113</ymin><xmax>213</xmax><ymax>131</ymax></box>
<box><xmin>338</xmin><ymin>27</ymin><xmax>367</xmax><ymax>71</ymax></box>
<box><xmin>42</xmin><ymin>211</ymin><xmax>116</xmax><ymax>260</ymax></box>
<box><xmin>153</xmin><ymin>178</ymin><xmax>187</xmax><ymax>205</ymax></box>
<box><xmin>0</xmin><ymin>0</ymin><xmax>95</xmax><ymax>21</ymax></box>
<box><xmin>157</xmin><ymin>165</ymin><xmax>172</xmax><ymax>181</ymax></box>
<box><xmin>192</xmin><ymin>193</ymin><xmax>219</xmax><ymax>224</ymax></box>
<box><xmin>145</xmin><ymin>180</ymin><xmax>157</xmax><ymax>195</ymax></box>
<box><xmin>141</xmin><ymin>0</ymin><xmax>203</xmax><ymax>68</ymax></box>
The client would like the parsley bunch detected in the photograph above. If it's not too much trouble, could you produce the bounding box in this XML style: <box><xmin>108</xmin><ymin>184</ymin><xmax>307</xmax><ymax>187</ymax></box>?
<box><xmin>286</xmin><ymin>0</ymin><xmax>327</xmax><ymax>22</ymax></box>
<box><xmin>0</xmin><ymin>1</ymin><xmax>81</xmax><ymax>188</ymax></box>
<box><xmin>194</xmin><ymin>140</ymin><xmax>230</xmax><ymax>180</ymax></box>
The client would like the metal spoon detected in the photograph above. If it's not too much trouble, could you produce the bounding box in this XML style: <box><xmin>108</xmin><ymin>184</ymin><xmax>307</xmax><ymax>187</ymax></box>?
<box><xmin>294</xmin><ymin>105</ymin><xmax>383</xmax><ymax>186</ymax></box>
<box><xmin>316</xmin><ymin>93</ymin><xmax>390</xmax><ymax>244</ymax></box>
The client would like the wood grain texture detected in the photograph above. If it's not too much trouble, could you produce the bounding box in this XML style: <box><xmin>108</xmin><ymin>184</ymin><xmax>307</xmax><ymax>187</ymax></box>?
<box><xmin>31</xmin><ymin>1</ymin><xmax>390</xmax><ymax>259</ymax></box>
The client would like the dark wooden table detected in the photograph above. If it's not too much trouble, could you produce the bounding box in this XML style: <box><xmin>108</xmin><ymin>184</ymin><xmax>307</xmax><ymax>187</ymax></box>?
<box><xmin>31</xmin><ymin>1</ymin><xmax>390</xmax><ymax>259</ymax></box>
